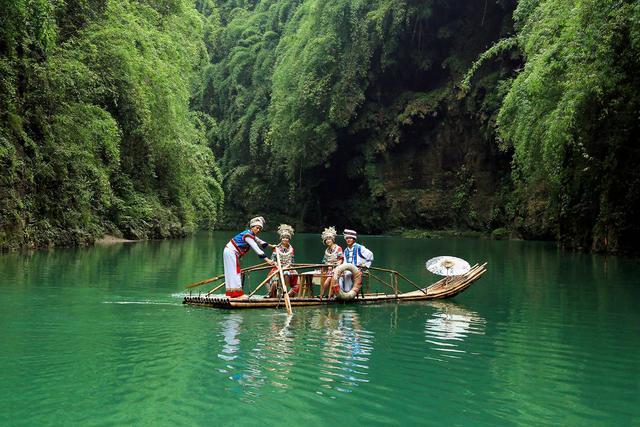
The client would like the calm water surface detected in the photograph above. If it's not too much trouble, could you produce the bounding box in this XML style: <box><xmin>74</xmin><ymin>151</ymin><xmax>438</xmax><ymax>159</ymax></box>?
<box><xmin>1</xmin><ymin>232</ymin><xmax>639</xmax><ymax>426</ymax></box>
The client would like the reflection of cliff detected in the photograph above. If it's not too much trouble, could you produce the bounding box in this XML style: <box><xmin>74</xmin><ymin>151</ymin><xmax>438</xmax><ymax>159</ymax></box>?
<box><xmin>313</xmin><ymin>309</ymin><xmax>374</xmax><ymax>394</ymax></box>
<box><xmin>425</xmin><ymin>301</ymin><xmax>486</xmax><ymax>355</ymax></box>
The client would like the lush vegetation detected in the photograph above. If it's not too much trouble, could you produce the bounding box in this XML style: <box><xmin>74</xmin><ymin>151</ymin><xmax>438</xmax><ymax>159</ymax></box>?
<box><xmin>467</xmin><ymin>0</ymin><xmax>640</xmax><ymax>252</ymax></box>
<box><xmin>0</xmin><ymin>0</ymin><xmax>223</xmax><ymax>249</ymax></box>
<box><xmin>200</xmin><ymin>0</ymin><xmax>517</xmax><ymax>232</ymax></box>
<box><xmin>205</xmin><ymin>0</ymin><xmax>639</xmax><ymax>253</ymax></box>
<box><xmin>2</xmin><ymin>0</ymin><xmax>638</xmax><ymax>253</ymax></box>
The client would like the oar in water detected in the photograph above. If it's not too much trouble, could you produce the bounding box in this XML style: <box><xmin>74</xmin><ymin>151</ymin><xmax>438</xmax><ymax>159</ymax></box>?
<box><xmin>275</xmin><ymin>250</ymin><xmax>293</xmax><ymax>316</ymax></box>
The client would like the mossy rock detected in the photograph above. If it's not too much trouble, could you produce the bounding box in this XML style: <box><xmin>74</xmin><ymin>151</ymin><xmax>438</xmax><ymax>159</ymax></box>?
<box><xmin>491</xmin><ymin>228</ymin><xmax>510</xmax><ymax>240</ymax></box>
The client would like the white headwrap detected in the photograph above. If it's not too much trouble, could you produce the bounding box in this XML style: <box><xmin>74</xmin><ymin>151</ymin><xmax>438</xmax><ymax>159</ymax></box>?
<box><xmin>249</xmin><ymin>216</ymin><xmax>265</xmax><ymax>228</ymax></box>
<box><xmin>343</xmin><ymin>228</ymin><xmax>357</xmax><ymax>240</ymax></box>
<box><xmin>321</xmin><ymin>226</ymin><xmax>337</xmax><ymax>243</ymax></box>
<box><xmin>277</xmin><ymin>224</ymin><xmax>294</xmax><ymax>239</ymax></box>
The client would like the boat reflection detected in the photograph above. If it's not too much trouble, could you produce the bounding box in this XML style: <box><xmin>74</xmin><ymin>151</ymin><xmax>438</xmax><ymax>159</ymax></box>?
<box><xmin>216</xmin><ymin>312</ymin><xmax>296</xmax><ymax>400</ymax></box>
<box><xmin>313</xmin><ymin>309</ymin><xmax>374</xmax><ymax>395</ymax></box>
<box><xmin>424</xmin><ymin>301</ymin><xmax>486</xmax><ymax>359</ymax></box>
<box><xmin>219</xmin><ymin>313</ymin><xmax>243</xmax><ymax>362</ymax></box>
<box><xmin>260</xmin><ymin>314</ymin><xmax>295</xmax><ymax>389</ymax></box>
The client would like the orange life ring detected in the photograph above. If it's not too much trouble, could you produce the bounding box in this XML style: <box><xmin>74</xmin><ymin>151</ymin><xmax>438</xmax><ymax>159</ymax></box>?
<box><xmin>331</xmin><ymin>263</ymin><xmax>363</xmax><ymax>300</ymax></box>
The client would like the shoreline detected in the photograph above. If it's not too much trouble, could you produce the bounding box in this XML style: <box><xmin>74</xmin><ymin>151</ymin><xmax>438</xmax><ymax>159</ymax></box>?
<box><xmin>94</xmin><ymin>235</ymin><xmax>137</xmax><ymax>245</ymax></box>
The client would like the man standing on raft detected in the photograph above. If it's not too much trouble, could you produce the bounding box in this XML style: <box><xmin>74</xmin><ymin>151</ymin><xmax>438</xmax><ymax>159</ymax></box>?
<box><xmin>224</xmin><ymin>216</ymin><xmax>275</xmax><ymax>298</ymax></box>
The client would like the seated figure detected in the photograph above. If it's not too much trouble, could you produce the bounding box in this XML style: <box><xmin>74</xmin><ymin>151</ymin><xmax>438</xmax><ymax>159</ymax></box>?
<box><xmin>340</xmin><ymin>229</ymin><xmax>373</xmax><ymax>292</ymax></box>
<box><xmin>319</xmin><ymin>226</ymin><xmax>344</xmax><ymax>299</ymax></box>
<box><xmin>267</xmin><ymin>224</ymin><xmax>299</xmax><ymax>297</ymax></box>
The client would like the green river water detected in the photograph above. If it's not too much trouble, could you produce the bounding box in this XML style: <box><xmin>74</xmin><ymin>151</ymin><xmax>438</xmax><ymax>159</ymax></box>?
<box><xmin>1</xmin><ymin>232</ymin><xmax>639</xmax><ymax>426</ymax></box>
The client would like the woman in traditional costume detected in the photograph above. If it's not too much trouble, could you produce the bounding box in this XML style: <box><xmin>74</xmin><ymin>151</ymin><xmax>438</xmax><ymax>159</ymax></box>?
<box><xmin>340</xmin><ymin>229</ymin><xmax>373</xmax><ymax>292</ymax></box>
<box><xmin>267</xmin><ymin>224</ymin><xmax>299</xmax><ymax>298</ymax></box>
<box><xmin>223</xmin><ymin>216</ymin><xmax>274</xmax><ymax>298</ymax></box>
<box><xmin>319</xmin><ymin>226</ymin><xmax>344</xmax><ymax>298</ymax></box>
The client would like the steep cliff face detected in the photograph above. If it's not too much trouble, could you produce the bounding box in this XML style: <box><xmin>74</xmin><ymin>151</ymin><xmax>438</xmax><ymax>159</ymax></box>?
<box><xmin>210</xmin><ymin>0</ymin><xmax>638</xmax><ymax>254</ymax></box>
<box><xmin>375</xmin><ymin>109</ymin><xmax>511</xmax><ymax>231</ymax></box>
<box><xmin>312</xmin><ymin>0</ymin><xmax>518</xmax><ymax>234</ymax></box>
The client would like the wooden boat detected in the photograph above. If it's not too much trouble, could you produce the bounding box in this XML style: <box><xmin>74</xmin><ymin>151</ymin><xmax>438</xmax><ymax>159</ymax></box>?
<box><xmin>182</xmin><ymin>262</ymin><xmax>487</xmax><ymax>310</ymax></box>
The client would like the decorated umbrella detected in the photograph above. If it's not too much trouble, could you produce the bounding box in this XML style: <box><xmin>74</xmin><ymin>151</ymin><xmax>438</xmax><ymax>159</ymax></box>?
<box><xmin>426</xmin><ymin>256</ymin><xmax>471</xmax><ymax>276</ymax></box>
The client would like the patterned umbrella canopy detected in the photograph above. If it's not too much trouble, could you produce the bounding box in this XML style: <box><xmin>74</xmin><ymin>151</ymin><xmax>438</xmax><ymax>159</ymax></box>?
<box><xmin>425</xmin><ymin>256</ymin><xmax>471</xmax><ymax>276</ymax></box>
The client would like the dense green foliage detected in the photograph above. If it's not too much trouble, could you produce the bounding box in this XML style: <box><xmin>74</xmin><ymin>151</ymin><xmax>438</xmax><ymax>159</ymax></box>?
<box><xmin>207</xmin><ymin>0</ymin><xmax>638</xmax><ymax>253</ymax></box>
<box><xmin>3</xmin><ymin>0</ymin><xmax>638</xmax><ymax>254</ymax></box>
<box><xmin>202</xmin><ymin>0</ymin><xmax>516</xmax><ymax>231</ymax></box>
<box><xmin>470</xmin><ymin>0</ymin><xmax>640</xmax><ymax>252</ymax></box>
<box><xmin>0</xmin><ymin>0</ymin><xmax>223</xmax><ymax>249</ymax></box>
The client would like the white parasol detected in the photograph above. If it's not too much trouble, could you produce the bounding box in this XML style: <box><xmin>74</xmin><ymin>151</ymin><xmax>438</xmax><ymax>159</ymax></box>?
<box><xmin>426</xmin><ymin>256</ymin><xmax>471</xmax><ymax>276</ymax></box>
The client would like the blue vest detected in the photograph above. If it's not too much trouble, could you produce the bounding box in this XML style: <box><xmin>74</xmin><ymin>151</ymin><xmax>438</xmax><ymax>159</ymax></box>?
<box><xmin>344</xmin><ymin>244</ymin><xmax>363</xmax><ymax>265</ymax></box>
<box><xmin>230</xmin><ymin>230</ymin><xmax>255</xmax><ymax>256</ymax></box>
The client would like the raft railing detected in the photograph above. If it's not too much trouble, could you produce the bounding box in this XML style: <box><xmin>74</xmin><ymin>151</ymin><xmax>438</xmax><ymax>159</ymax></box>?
<box><xmin>184</xmin><ymin>262</ymin><xmax>437</xmax><ymax>298</ymax></box>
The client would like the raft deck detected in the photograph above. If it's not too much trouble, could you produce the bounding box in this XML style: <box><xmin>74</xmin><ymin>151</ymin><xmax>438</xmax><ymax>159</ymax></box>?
<box><xmin>182</xmin><ymin>263</ymin><xmax>487</xmax><ymax>309</ymax></box>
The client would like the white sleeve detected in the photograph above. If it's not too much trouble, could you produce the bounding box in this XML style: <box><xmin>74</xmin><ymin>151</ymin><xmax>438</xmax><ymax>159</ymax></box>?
<box><xmin>360</xmin><ymin>245</ymin><xmax>373</xmax><ymax>267</ymax></box>
<box><xmin>246</xmin><ymin>236</ymin><xmax>266</xmax><ymax>258</ymax></box>
<box><xmin>255</xmin><ymin>236</ymin><xmax>269</xmax><ymax>249</ymax></box>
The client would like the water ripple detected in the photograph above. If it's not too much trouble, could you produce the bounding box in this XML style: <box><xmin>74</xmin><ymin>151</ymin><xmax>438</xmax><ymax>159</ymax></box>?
<box><xmin>3</xmin><ymin>233</ymin><xmax>640</xmax><ymax>426</ymax></box>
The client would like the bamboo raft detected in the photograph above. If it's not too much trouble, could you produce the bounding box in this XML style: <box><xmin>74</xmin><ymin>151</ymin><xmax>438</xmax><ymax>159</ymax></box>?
<box><xmin>182</xmin><ymin>262</ymin><xmax>487</xmax><ymax>309</ymax></box>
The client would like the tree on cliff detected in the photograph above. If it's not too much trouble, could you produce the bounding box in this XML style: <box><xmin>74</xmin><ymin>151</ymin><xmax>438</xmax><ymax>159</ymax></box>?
<box><xmin>0</xmin><ymin>0</ymin><xmax>223</xmax><ymax>249</ymax></box>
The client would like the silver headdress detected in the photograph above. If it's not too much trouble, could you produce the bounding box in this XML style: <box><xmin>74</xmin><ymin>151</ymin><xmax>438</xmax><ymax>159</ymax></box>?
<box><xmin>321</xmin><ymin>226</ymin><xmax>337</xmax><ymax>242</ymax></box>
<box><xmin>277</xmin><ymin>224</ymin><xmax>294</xmax><ymax>239</ymax></box>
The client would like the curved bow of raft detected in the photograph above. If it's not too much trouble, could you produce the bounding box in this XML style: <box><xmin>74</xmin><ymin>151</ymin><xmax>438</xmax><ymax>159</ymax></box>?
<box><xmin>182</xmin><ymin>262</ymin><xmax>487</xmax><ymax>309</ymax></box>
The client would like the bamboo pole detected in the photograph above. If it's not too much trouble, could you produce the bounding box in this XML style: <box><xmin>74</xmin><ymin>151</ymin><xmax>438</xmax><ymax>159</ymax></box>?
<box><xmin>368</xmin><ymin>266</ymin><xmax>428</xmax><ymax>294</ymax></box>
<box><xmin>241</xmin><ymin>262</ymin><xmax>269</xmax><ymax>273</ymax></box>
<box><xmin>248</xmin><ymin>271</ymin><xmax>278</xmax><ymax>298</ymax></box>
<box><xmin>236</xmin><ymin>263</ymin><xmax>321</xmax><ymax>274</ymax></box>
<box><xmin>368</xmin><ymin>266</ymin><xmax>398</xmax><ymax>274</ymax></box>
<box><xmin>394</xmin><ymin>272</ymin><xmax>399</xmax><ymax>298</ymax></box>
<box><xmin>275</xmin><ymin>250</ymin><xmax>293</xmax><ymax>316</ymax></box>
<box><xmin>396</xmin><ymin>271</ymin><xmax>427</xmax><ymax>295</ymax></box>
<box><xmin>185</xmin><ymin>273</ymin><xmax>225</xmax><ymax>289</ymax></box>
<box><xmin>366</xmin><ymin>270</ymin><xmax>395</xmax><ymax>291</ymax></box>
<box><xmin>205</xmin><ymin>281</ymin><xmax>226</xmax><ymax>296</ymax></box>
<box><xmin>184</xmin><ymin>262</ymin><xmax>268</xmax><ymax>289</ymax></box>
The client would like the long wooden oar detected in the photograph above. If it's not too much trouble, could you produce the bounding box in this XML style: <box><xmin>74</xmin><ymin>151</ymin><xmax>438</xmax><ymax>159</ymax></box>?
<box><xmin>205</xmin><ymin>282</ymin><xmax>225</xmax><ymax>296</ymax></box>
<box><xmin>184</xmin><ymin>262</ymin><xmax>268</xmax><ymax>289</ymax></box>
<box><xmin>248</xmin><ymin>270</ymin><xmax>278</xmax><ymax>298</ymax></box>
<box><xmin>185</xmin><ymin>273</ymin><xmax>224</xmax><ymax>289</ymax></box>
<box><xmin>275</xmin><ymin>250</ymin><xmax>293</xmax><ymax>316</ymax></box>
<box><xmin>241</xmin><ymin>262</ymin><xmax>269</xmax><ymax>273</ymax></box>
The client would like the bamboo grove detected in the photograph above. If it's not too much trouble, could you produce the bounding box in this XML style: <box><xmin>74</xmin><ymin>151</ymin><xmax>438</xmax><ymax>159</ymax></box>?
<box><xmin>1</xmin><ymin>0</ymin><xmax>639</xmax><ymax>253</ymax></box>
